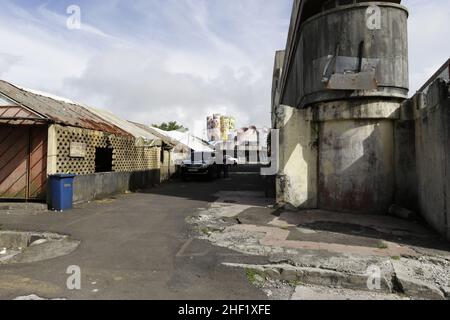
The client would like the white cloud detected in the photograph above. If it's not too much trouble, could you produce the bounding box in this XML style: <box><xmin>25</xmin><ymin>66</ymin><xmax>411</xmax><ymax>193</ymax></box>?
<box><xmin>0</xmin><ymin>1</ymin><xmax>97</xmax><ymax>89</ymax></box>
<box><xmin>0</xmin><ymin>0</ymin><xmax>290</xmax><ymax>137</ymax></box>
<box><xmin>0</xmin><ymin>52</ymin><xmax>21</xmax><ymax>77</ymax></box>
<box><xmin>63</xmin><ymin>46</ymin><xmax>271</xmax><ymax>137</ymax></box>
<box><xmin>403</xmin><ymin>0</ymin><xmax>450</xmax><ymax>94</ymax></box>
<box><xmin>60</xmin><ymin>0</ymin><xmax>290</xmax><ymax>137</ymax></box>
<box><xmin>0</xmin><ymin>0</ymin><xmax>447</xmax><ymax>138</ymax></box>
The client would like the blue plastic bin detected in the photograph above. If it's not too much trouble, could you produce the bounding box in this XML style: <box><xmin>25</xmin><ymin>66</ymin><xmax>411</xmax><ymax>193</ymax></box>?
<box><xmin>49</xmin><ymin>174</ymin><xmax>76</xmax><ymax>211</ymax></box>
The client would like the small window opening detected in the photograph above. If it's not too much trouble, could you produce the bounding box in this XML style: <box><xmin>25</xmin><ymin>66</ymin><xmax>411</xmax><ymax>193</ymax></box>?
<box><xmin>95</xmin><ymin>148</ymin><xmax>113</xmax><ymax>173</ymax></box>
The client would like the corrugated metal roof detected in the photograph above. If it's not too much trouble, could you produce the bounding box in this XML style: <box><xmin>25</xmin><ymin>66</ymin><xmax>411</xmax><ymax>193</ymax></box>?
<box><xmin>0</xmin><ymin>80</ymin><xmax>129</xmax><ymax>135</ymax></box>
<box><xmin>84</xmin><ymin>107</ymin><xmax>159</xmax><ymax>142</ymax></box>
<box><xmin>132</xmin><ymin>122</ymin><xmax>177</xmax><ymax>147</ymax></box>
<box><xmin>151</xmin><ymin>127</ymin><xmax>214</xmax><ymax>152</ymax></box>
<box><xmin>133</xmin><ymin>123</ymin><xmax>214</xmax><ymax>152</ymax></box>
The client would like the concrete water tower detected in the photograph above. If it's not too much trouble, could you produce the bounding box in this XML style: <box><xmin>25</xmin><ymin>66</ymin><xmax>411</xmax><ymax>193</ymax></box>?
<box><xmin>277</xmin><ymin>0</ymin><xmax>409</xmax><ymax>214</ymax></box>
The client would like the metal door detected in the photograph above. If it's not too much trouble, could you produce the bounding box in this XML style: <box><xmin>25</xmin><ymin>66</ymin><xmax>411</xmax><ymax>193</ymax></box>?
<box><xmin>0</xmin><ymin>125</ymin><xmax>47</xmax><ymax>200</ymax></box>
<box><xmin>28</xmin><ymin>126</ymin><xmax>48</xmax><ymax>199</ymax></box>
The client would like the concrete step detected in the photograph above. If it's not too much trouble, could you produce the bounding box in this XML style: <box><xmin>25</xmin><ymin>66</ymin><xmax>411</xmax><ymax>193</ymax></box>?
<box><xmin>226</xmin><ymin>262</ymin><xmax>393</xmax><ymax>294</ymax></box>
<box><xmin>224</xmin><ymin>262</ymin><xmax>448</xmax><ymax>300</ymax></box>
<box><xmin>291</xmin><ymin>284</ymin><xmax>408</xmax><ymax>300</ymax></box>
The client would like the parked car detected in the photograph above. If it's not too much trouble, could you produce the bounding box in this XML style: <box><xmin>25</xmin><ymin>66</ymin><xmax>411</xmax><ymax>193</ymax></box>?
<box><xmin>225</xmin><ymin>155</ymin><xmax>239</xmax><ymax>166</ymax></box>
<box><xmin>181</xmin><ymin>152</ymin><xmax>219</xmax><ymax>181</ymax></box>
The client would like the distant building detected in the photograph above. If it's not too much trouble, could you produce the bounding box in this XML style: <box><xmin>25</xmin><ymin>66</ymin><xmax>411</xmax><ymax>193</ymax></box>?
<box><xmin>211</xmin><ymin>126</ymin><xmax>270</xmax><ymax>165</ymax></box>
<box><xmin>207</xmin><ymin>114</ymin><xmax>222</xmax><ymax>142</ymax></box>
<box><xmin>207</xmin><ymin>114</ymin><xmax>235</xmax><ymax>142</ymax></box>
<box><xmin>205</xmin><ymin>114</ymin><xmax>268</xmax><ymax>164</ymax></box>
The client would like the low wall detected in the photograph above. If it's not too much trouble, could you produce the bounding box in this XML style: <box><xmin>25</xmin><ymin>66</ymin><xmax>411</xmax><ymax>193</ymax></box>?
<box><xmin>276</xmin><ymin>106</ymin><xmax>318</xmax><ymax>209</ymax></box>
<box><xmin>414</xmin><ymin>79</ymin><xmax>450</xmax><ymax>240</ymax></box>
<box><xmin>160</xmin><ymin>165</ymin><xmax>175</xmax><ymax>183</ymax></box>
<box><xmin>73</xmin><ymin>170</ymin><xmax>160</xmax><ymax>204</ymax></box>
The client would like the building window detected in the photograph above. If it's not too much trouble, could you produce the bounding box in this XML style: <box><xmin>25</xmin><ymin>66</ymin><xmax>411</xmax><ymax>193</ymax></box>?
<box><xmin>95</xmin><ymin>148</ymin><xmax>113</xmax><ymax>173</ymax></box>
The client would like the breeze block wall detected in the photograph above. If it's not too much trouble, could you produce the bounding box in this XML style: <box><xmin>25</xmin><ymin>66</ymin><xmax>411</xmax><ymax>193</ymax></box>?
<box><xmin>47</xmin><ymin>124</ymin><xmax>161</xmax><ymax>204</ymax></box>
<box><xmin>48</xmin><ymin>124</ymin><xmax>160</xmax><ymax>174</ymax></box>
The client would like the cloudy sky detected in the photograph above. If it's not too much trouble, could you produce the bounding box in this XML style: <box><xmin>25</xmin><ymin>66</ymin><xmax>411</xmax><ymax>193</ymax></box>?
<box><xmin>0</xmin><ymin>0</ymin><xmax>448</xmax><ymax>137</ymax></box>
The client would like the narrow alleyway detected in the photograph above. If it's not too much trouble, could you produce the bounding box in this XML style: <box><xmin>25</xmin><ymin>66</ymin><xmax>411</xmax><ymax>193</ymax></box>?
<box><xmin>0</xmin><ymin>167</ymin><xmax>269</xmax><ymax>300</ymax></box>
<box><xmin>1</xmin><ymin>166</ymin><xmax>449</xmax><ymax>300</ymax></box>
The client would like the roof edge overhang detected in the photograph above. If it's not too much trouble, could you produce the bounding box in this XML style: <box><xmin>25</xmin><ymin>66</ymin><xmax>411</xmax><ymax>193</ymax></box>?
<box><xmin>0</xmin><ymin>81</ymin><xmax>131</xmax><ymax>136</ymax></box>
<box><xmin>0</xmin><ymin>92</ymin><xmax>50</xmax><ymax>122</ymax></box>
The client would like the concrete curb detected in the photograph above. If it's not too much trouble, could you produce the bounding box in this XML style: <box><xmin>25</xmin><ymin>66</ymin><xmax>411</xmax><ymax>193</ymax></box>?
<box><xmin>224</xmin><ymin>263</ymin><xmax>392</xmax><ymax>294</ymax></box>
<box><xmin>392</xmin><ymin>261</ymin><xmax>446</xmax><ymax>300</ymax></box>
<box><xmin>0</xmin><ymin>203</ymin><xmax>48</xmax><ymax>212</ymax></box>
<box><xmin>225</xmin><ymin>262</ymin><xmax>448</xmax><ymax>300</ymax></box>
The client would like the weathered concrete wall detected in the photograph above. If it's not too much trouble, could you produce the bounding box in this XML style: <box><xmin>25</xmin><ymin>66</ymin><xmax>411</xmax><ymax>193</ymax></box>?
<box><xmin>272</xmin><ymin>50</ymin><xmax>285</xmax><ymax>128</ymax></box>
<box><xmin>318</xmin><ymin>119</ymin><xmax>395</xmax><ymax>214</ymax></box>
<box><xmin>393</xmin><ymin>103</ymin><xmax>418</xmax><ymax>211</ymax></box>
<box><xmin>276</xmin><ymin>106</ymin><xmax>318</xmax><ymax>208</ymax></box>
<box><xmin>272</xmin><ymin>1</ymin><xmax>413</xmax><ymax>215</ymax></box>
<box><xmin>73</xmin><ymin>170</ymin><xmax>160</xmax><ymax>204</ymax></box>
<box><xmin>413</xmin><ymin>79</ymin><xmax>450</xmax><ymax>240</ymax></box>
<box><xmin>274</xmin><ymin>99</ymin><xmax>403</xmax><ymax>213</ymax></box>
<box><xmin>160</xmin><ymin>149</ymin><xmax>175</xmax><ymax>183</ymax></box>
<box><xmin>304</xmin><ymin>100</ymin><xmax>401</xmax><ymax>214</ymax></box>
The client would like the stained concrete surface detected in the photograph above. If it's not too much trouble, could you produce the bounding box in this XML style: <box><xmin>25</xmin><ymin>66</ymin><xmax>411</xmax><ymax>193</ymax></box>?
<box><xmin>189</xmin><ymin>183</ymin><xmax>450</xmax><ymax>300</ymax></box>
<box><xmin>291</xmin><ymin>285</ymin><xmax>408</xmax><ymax>301</ymax></box>
<box><xmin>0</xmin><ymin>168</ymin><xmax>268</xmax><ymax>300</ymax></box>
<box><xmin>0</xmin><ymin>203</ymin><xmax>48</xmax><ymax>215</ymax></box>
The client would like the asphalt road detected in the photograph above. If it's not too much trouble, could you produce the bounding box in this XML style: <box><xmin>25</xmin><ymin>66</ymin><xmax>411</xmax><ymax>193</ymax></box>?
<box><xmin>0</xmin><ymin>166</ymin><xmax>270</xmax><ymax>300</ymax></box>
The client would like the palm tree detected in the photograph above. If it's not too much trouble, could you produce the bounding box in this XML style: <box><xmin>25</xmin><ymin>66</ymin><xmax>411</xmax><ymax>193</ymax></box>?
<box><xmin>152</xmin><ymin>121</ymin><xmax>188</xmax><ymax>132</ymax></box>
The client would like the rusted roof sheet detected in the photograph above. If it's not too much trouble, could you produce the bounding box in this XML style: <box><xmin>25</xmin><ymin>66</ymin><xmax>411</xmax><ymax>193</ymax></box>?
<box><xmin>0</xmin><ymin>80</ymin><xmax>129</xmax><ymax>136</ymax></box>
<box><xmin>85</xmin><ymin>107</ymin><xmax>160</xmax><ymax>142</ymax></box>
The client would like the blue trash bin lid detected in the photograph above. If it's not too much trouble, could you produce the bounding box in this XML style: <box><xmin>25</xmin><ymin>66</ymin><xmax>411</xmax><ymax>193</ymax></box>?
<box><xmin>51</xmin><ymin>174</ymin><xmax>77</xmax><ymax>179</ymax></box>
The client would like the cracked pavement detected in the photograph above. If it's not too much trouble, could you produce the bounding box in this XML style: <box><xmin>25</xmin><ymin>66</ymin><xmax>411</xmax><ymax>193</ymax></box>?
<box><xmin>0</xmin><ymin>167</ymin><xmax>269</xmax><ymax>300</ymax></box>
<box><xmin>188</xmin><ymin>174</ymin><xmax>450</xmax><ymax>300</ymax></box>
<box><xmin>1</xmin><ymin>165</ymin><xmax>449</xmax><ymax>300</ymax></box>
